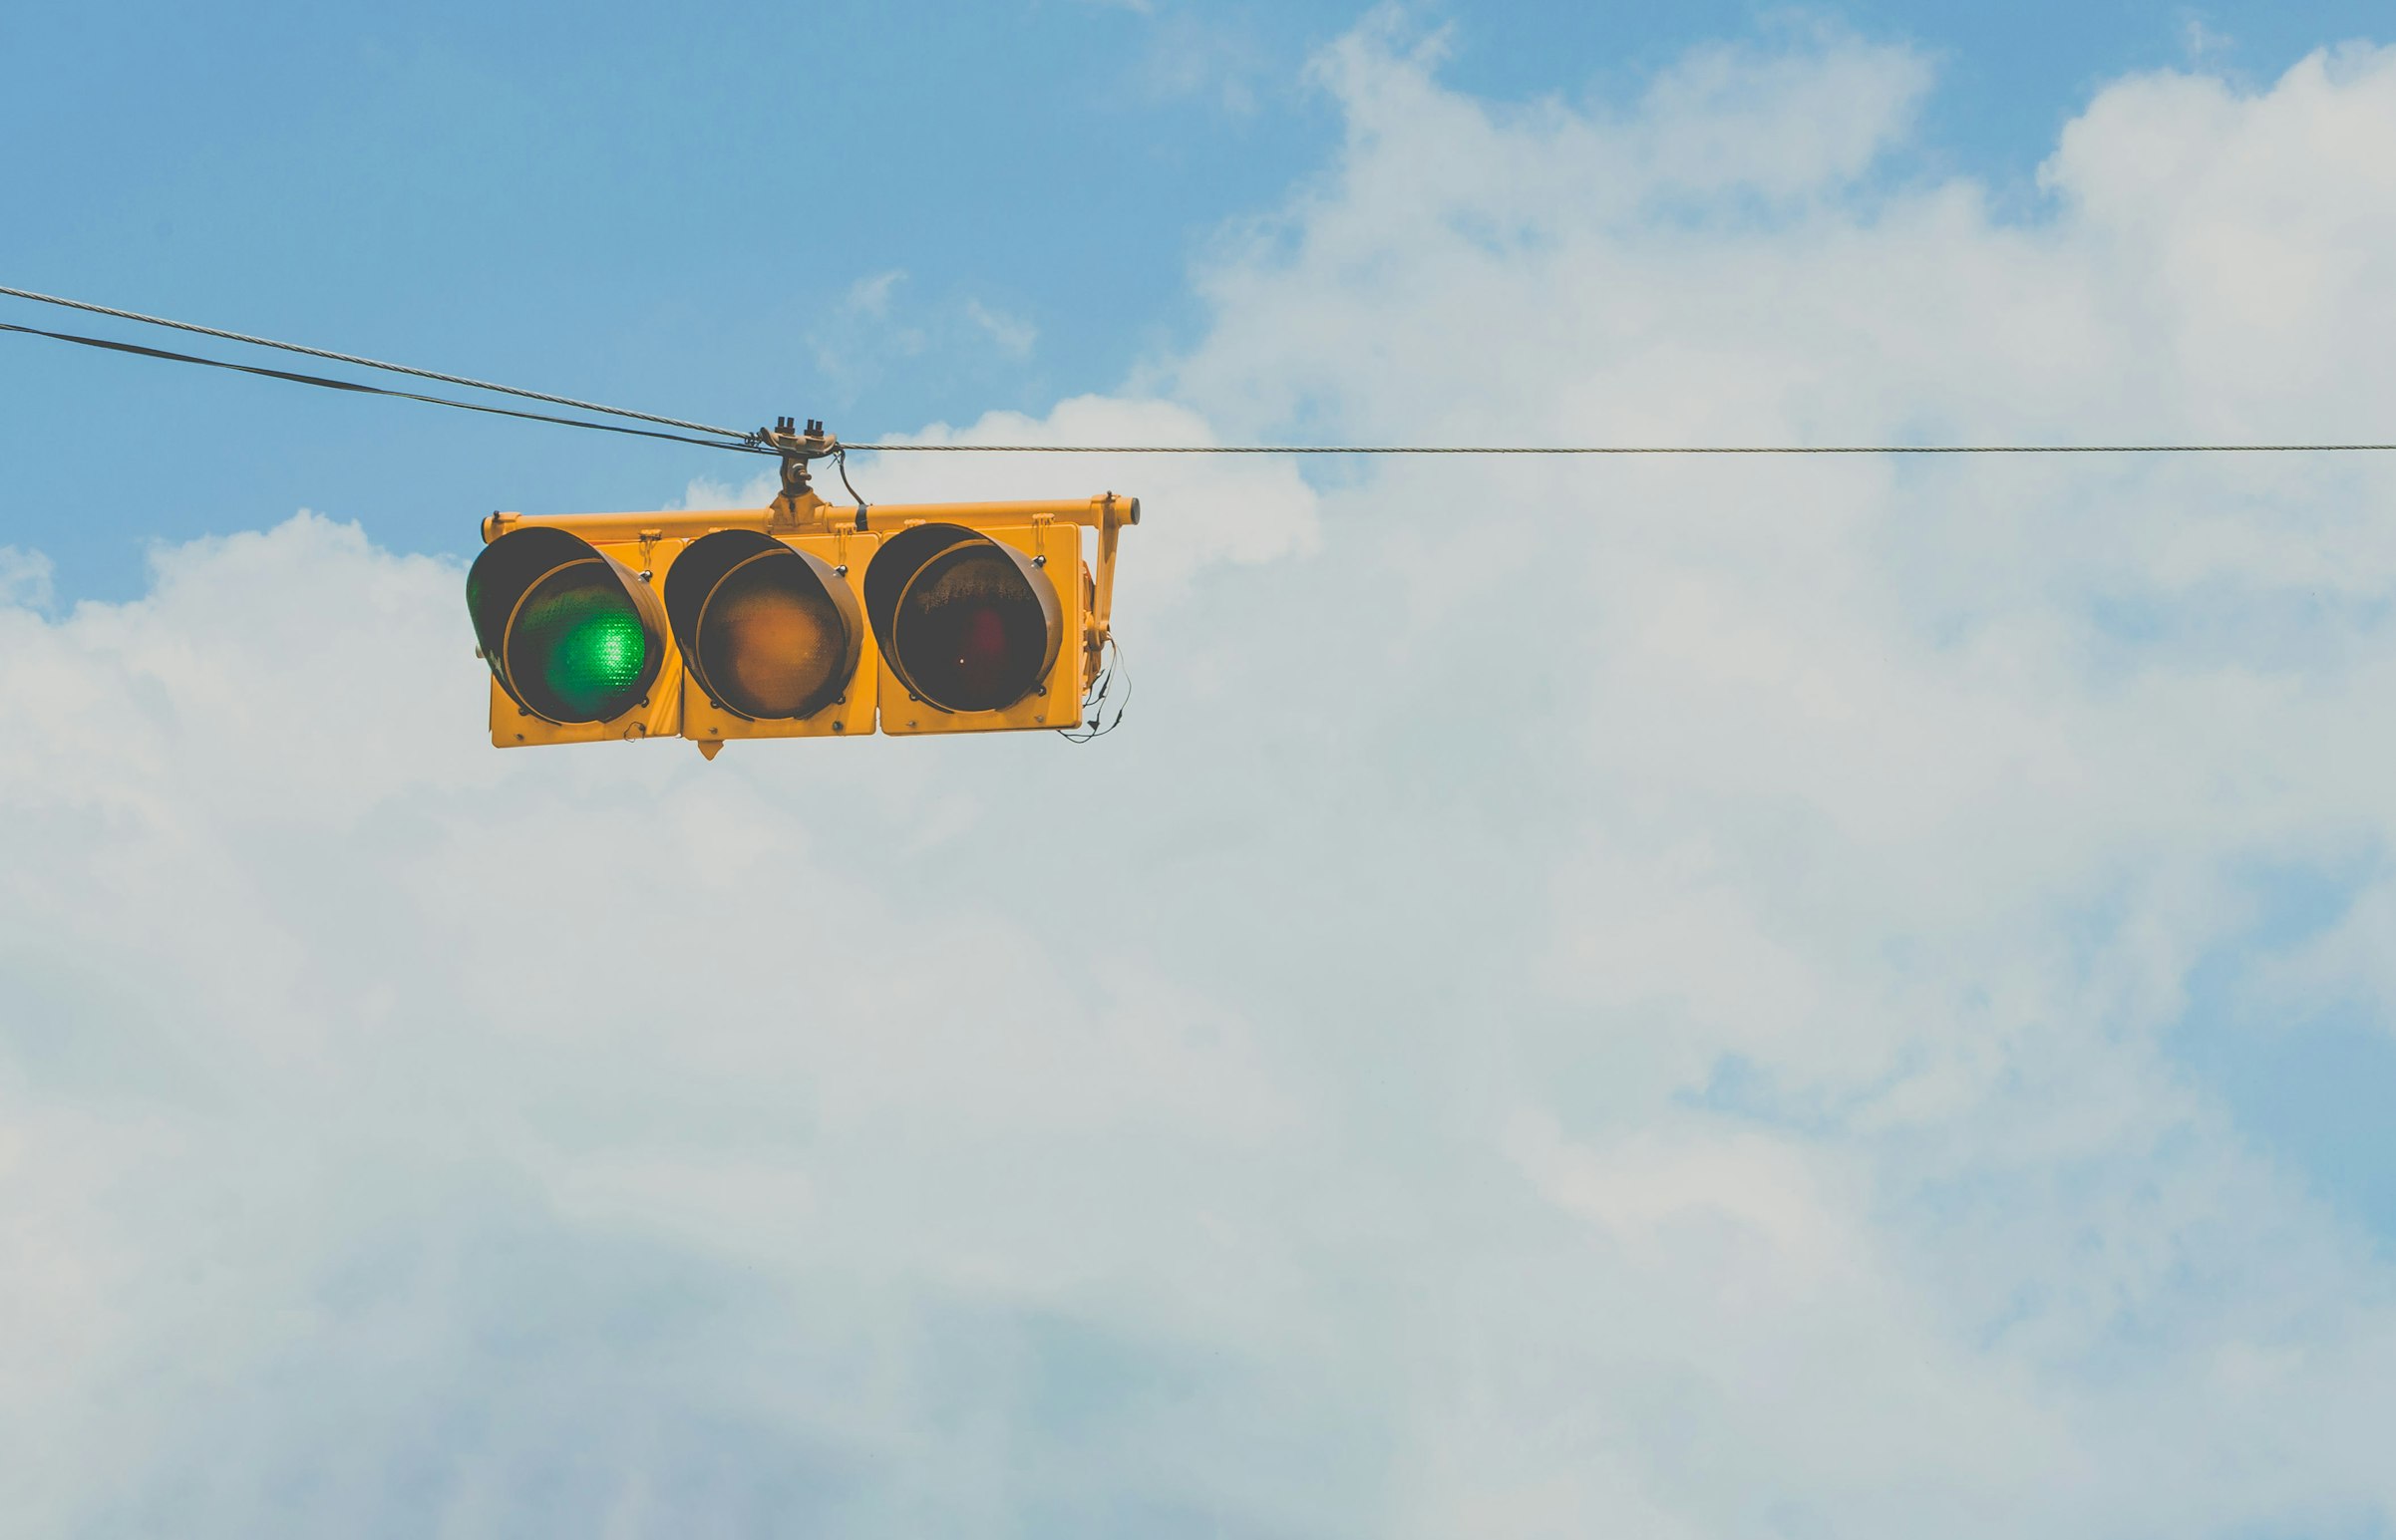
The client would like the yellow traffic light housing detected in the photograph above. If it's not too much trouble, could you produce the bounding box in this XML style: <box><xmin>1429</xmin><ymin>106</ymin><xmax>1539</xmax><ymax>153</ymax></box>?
<box><xmin>667</xmin><ymin>526</ymin><xmax>878</xmax><ymax>747</ymax></box>
<box><xmin>467</xmin><ymin>524</ymin><xmax>682</xmax><ymax>747</ymax></box>
<box><xmin>865</xmin><ymin>519</ymin><xmax>1083</xmax><ymax>734</ymax></box>
<box><xmin>469</xmin><ymin>423</ymin><xmax>1136</xmax><ymax>751</ymax></box>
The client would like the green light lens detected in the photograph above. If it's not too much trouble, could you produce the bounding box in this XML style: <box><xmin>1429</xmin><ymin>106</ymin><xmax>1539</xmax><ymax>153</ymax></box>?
<box><xmin>513</xmin><ymin>566</ymin><xmax>650</xmax><ymax>721</ymax></box>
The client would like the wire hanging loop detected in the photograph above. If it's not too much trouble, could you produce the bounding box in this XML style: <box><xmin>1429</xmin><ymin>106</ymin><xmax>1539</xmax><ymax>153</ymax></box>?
<box><xmin>1061</xmin><ymin>635</ymin><xmax>1129</xmax><ymax>744</ymax></box>
<box><xmin>833</xmin><ymin>447</ymin><xmax>869</xmax><ymax>523</ymax></box>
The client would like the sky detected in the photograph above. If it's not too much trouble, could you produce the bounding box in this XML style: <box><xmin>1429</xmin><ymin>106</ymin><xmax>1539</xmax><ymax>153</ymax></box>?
<box><xmin>8</xmin><ymin>1</ymin><xmax>2396</xmax><ymax>1535</ymax></box>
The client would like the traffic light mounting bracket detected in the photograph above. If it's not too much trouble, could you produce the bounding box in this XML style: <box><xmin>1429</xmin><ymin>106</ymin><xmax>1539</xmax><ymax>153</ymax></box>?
<box><xmin>754</xmin><ymin>416</ymin><xmax>842</xmax><ymax>506</ymax></box>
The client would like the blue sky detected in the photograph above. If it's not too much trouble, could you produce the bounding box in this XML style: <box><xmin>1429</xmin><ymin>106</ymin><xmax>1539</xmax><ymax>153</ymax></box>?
<box><xmin>3</xmin><ymin>0</ymin><xmax>2392</xmax><ymax>599</ymax></box>
<box><xmin>10</xmin><ymin>3</ymin><xmax>2396</xmax><ymax>1536</ymax></box>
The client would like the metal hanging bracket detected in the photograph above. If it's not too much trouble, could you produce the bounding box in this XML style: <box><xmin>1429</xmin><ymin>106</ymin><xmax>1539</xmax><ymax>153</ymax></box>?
<box><xmin>753</xmin><ymin>416</ymin><xmax>843</xmax><ymax>512</ymax></box>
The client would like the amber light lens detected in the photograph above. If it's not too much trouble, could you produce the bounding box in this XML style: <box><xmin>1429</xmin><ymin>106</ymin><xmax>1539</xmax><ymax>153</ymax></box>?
<box><xmin>892</xmin><ymin>544</ymin><xmax>1049</xmax><ymax>713</ymax></box>
<box><xmin>666</xmin><ymin>530</ymin><xmax>861</xmax><ymax>725</ymax></box>
<box><xmin>697</xmin><ymin>555</ymin><xmax>849</xmax><ymax>719</ymax></box>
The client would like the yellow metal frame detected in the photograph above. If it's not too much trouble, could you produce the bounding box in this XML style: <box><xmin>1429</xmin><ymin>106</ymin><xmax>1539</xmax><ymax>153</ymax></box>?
<box><xmin>480</xmin><ymin>487</ymin><xmax>1137</xmax><ymax>745</ymax></box>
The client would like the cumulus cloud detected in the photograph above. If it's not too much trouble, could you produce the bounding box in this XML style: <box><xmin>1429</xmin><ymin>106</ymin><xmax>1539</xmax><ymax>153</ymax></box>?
<box><xmin>8</xmin><ymin>18</ymin><xmax>2396</xmax><ymax>1538</ymax></box>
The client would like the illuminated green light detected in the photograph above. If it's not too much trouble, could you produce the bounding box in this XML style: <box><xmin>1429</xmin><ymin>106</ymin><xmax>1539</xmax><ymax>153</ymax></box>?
<box><xmin>514</xmin><ymin>573</ymin><xmax>649</xmax><ymax>720</ymax></box>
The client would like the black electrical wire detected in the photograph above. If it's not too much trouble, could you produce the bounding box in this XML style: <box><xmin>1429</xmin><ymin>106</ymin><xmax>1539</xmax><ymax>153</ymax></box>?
<box><xmin>1060</xmin><ymin>636</ymin><xmax>1129</xmax><ymax>744</ymax></box>
<box><xmin>0</xmin><ymin>282</ymin><xmax>748</xmax><ymax>440</ymax></box>
<box><xmin>11</xmin><ymin>282</ymin><xmax>2396</xmax><ymax>457</ymax></box>
<box><xmin>834</xmin><ymin>447</ymin><xmax>870</xmax><ymax>511</ymax></box>
<box><xmin>0</xmin><ymin>320</ymin><xmax>775</xmax><ymax>457</ymax></box>
<box><xmin>847</xmin><ymin>441</ymin><xmax>2396</xmax><ymax>456</ymax></box>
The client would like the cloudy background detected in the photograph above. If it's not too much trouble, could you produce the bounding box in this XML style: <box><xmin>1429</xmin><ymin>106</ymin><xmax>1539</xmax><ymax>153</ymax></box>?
<box><xmin>10</xmin><ymin>5</ymin><xmax>2396</xmax><ymax>1535</ymax></box>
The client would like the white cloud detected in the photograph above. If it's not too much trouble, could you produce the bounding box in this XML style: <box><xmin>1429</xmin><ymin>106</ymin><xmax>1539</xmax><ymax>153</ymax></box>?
<box><xmin>851</xmin><ymin>393</ymin><xmax>1319</xmax><ymax>598</ymax></box>
<box><xmin>9</xmin><ymin>19</ymin><xmax>2396</xmax><ymax>1537</ymax></box>
<box><xmin>663</xmin><ymin>466</ymin><xmax>779</xmax><ymax>510</ymax></box>
<box><xmin>964</xmin><ymin>297</ymin><xmax>1038</xmax><ymax>357</ymax></box>
<box><xmin>809</xmin><ymin>270</ymin><xmax>926</xmax><ymax>388</ymax></box>
<box><xmin>1130</xmin><ymin>9</ymin><xmax>1274</xmax><ymax>116</ymax></box>
<box><xmin>2185</xmin><ymin>19</ymin><xmax>2236</xmax><ymax>65</ymax></box>
<box><xmin>807</xmin><ymin>276</ymin><xmax>1043</xmax><ymax>391</ymax></box>
<box><xmin>0</xmin><ymin>544</ymin><xmax>52</xmax><ymax>609</ymax></box>
<box><xmin>846</xmin><ymin>267</ymin><xmax>905</xmax><ymax>317</ymax></box>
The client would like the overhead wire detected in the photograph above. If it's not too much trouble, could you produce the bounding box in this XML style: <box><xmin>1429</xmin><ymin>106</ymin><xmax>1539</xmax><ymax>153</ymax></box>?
<box><xmin>0</xmin><ymin>282</ymin><xmax>751</xmax><ymax>440</ymax></box>
<box><xmin>8</xmin><ymin>283</ymin><xmax>2396</xmax><ymax>458</ymax></box>
<box><xmin>0</xmin><ymin>319</ymin><xmax>776</xmax><ymax>457</ymax></box>
<box><xmin>848</xmin><ymin>441</ymin><xmax>2396</xmax><ymax>456</ymax></box>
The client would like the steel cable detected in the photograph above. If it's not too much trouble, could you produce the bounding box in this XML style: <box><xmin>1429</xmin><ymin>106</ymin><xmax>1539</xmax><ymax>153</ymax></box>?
<box><xmin>0</xmin><ymin>282</ymin><xmax>751</xmax><ymax>440</ymax></box>
<box><xmin>0</xmin><ymin>320</ymin><xmax>775</xmax><ymax>456</ymax></box>
<box><xmin>843</xmin><ymin>441</ymin><xmax>2396</xmax><ymax>455</ymax></box>
<box><xmin>12</xmin><ymin>283</ymin><xmax>2396</xmax><ymax>458</ymax></box>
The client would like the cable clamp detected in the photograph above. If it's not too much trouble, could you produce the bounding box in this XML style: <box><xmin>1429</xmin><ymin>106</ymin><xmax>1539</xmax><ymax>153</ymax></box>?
<box><xmin>752</xmin><ymin>416</ymin><xmax>841</xmax><ymax>498</ymax></box>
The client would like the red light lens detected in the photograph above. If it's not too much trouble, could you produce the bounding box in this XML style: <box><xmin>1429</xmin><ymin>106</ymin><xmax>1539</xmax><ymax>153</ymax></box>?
<box><xmin>957</xmin><ymin>606</ymin><xmax>1012</xmax><ymax>700</ymax></box>
<box><xmin>893</xmin><ymin>545</ymin><xmax>1047</xmax><ymax>712</ymax></box>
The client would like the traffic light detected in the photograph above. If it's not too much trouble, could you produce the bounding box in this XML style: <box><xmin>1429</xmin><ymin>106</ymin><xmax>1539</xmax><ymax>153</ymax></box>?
<box><xmin>467</xmin><ymin>523</ymin><xmax>681</xmax><ymax>747</ymax></box>
<box><xmin>865</xmin><ymin>520</ymin><xmax>1081</xmax><ymax>734</ymax></box>
<box><xmin>667</xmin><ymin>526</ymin><xmax>877</xmax><ymax>747</ymax></box>
<box><xmin>469</xmin><ymin>485</ymin><xmax>1135</xmax><ymax>750</ymax></box>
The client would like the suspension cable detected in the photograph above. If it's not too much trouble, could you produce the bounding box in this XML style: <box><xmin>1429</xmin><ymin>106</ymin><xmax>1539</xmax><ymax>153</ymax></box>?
<box><xmin>0</xmin><ymin>320</ymin><xmax>774</xmax><ymax>457</ymax></box>
<box><xmin>11</xmin><ymin>282</ymin><xmax>2396</xmax><ymax>458</ymax></box>
<box><xmin>0</xmin><ymin>282</ymin><xmax>750</xmax><ymax>440</ymax></box>
<box><xmin>843</xmin><ymin>441</ymin><xmax>2396</xmax><ymax>456</ymax></box>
